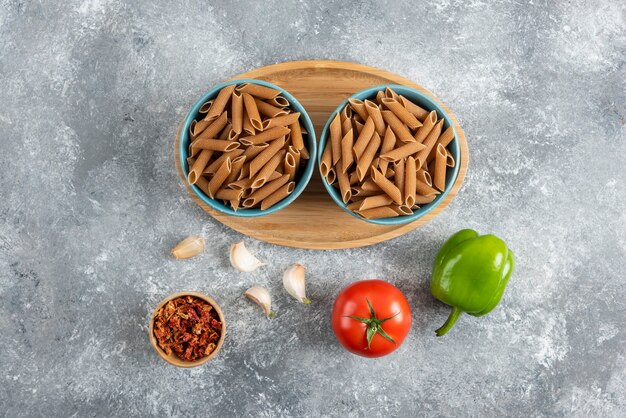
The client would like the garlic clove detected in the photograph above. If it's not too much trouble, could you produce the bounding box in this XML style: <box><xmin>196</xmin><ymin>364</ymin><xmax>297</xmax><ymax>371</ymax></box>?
<box><xmin>244</xmin><ymin>286</ymin><xmax>275</xmax><ymax>318</ymax></box>
<box><xmin>171</xmin><ymin>236</ymin><xmax>205</xmax><ymax>259</ymax></box>
<box><xmin>283</xmin><ymin>263</ymin><xmax>311</xmax><ymax>304</ymax></box>
<box><xmin>230</xmin><ymin>241</ymin><xmax>266</xmax><ymax>272</ymax></box>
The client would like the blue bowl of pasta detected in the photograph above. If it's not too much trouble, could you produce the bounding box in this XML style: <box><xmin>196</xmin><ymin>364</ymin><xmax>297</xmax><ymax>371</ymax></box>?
<box><xmin>179</xmin><ymin>79</ymin><xmax>317</xmax><ymax>217</ymax></box>
<box><xmin>317</xmin><ymin>84</ymin><xmax>461</xmax><ymax>225</ymax></box>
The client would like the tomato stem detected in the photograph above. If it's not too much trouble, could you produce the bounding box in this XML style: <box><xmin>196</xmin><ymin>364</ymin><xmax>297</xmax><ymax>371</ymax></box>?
<box><xmin>345</xmin><ymin>298</ymin><xmax>398</xmax><ymax>349</ymax></box>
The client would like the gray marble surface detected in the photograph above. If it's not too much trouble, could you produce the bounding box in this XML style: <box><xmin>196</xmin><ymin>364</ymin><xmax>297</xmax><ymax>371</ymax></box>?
<box><xmin>1</xmin><ymin>0</ymin><xmax>625</xmax><ymax>417</ymax></box>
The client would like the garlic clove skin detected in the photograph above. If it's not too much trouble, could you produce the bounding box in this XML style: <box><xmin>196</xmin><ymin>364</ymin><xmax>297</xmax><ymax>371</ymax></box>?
<box><xmin>244</xmin><ymin>286</ymin><xmax>275</xmax><ymax>318</ymax></box>
<box><xmin>171</xmin><ymin>236</ymin><xmax>205</xmax><ymax>259</ymax></box>
<box><xmin>283</xmin><ymin>263</ymin><xmax>311</xmax><ymax>304</ymax></box>
<box><xmin>230</xmin><ymin>242</ymin><xmax>266</xmax><ymax>272</ymax></box>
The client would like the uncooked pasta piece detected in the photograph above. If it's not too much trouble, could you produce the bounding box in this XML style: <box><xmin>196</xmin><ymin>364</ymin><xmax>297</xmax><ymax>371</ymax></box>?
<box><xmin>191</xmin><ymin>139</ymin><xmax>240</xmax><ymax>153</ymax></box>
<box><xmin>434</xmin><ymin>144</ymin><xmax>447</xmax><ymax>191</ymax></box>
<box><xmin>357</xmin><ymin>206</ymin><xmax>399</xmax><ymax>220</ymax></box>
<box><xmin>359</xmin><ymin>194</ymin><xmax>393</xmax><ymax>211</ymax></box>
<box><xmin>364</xmin><ymin>99</ymin><xmax>386</xmax><ymax>136</ymax></box>
<box><xmin>341</xmin><ymin>129</ymin><xmax>354</xmax><ymax>173</ymax></box>
<box><xmin>399</xmin><ymin>95</ymin><xmax>429</xmax><ymax>121</ymax></box>
<box><xmin>242</xmin><ymin>92</ymin><xmax>263</xmax><ymax>131</ymax></box>
<box><xmin>260</xmin><ymin>182</ymin><xmax>295</xmax><ymax>210</ymax></box>
<box><xmin>356</xmin><ymin>132</ymin><xmax>381</xmax><ymax>181</ymax></box>
<box><xmin>240</xmin><ymin>126</ymin><xmax>290</xmax><ymax>146</ymax></box>
<box><xmin>381</xmin><ymin>110</ymin><xmax>414</xmax><ymax>142</ymax></box>
<box><xmin>381</xmin><ymin>97</ymin><xmax>421</xmax><ymax>130</ymax></box>
<box><xmin>255</xmin><ymin>98</ymin><xmax>289</xmax><ymax>118</ymax></box>
<box><xmin>207</xmin><ymin>157</ymin><xmax>232</xmax><ymax>198</ymax></box>
<box><xmin>370</xmin><ymin>166</ymin><xmax>402</xmax><ymax>205</ymax></box>
<box><xmin>394</xmin><ymin>159</ymin><xmax>405</xmax><ymax>202</ymax></box>
<box><xmin>252</xmin><ymin>150</ymin><xmax>286</xmax><ymax>189</ymax></box>
<box><xmin>413</xmin><ymin>111</ymin><xmax>437</xmax><ymax>143</ymax></box>
<box><xmin>289</xmin><ymin>121</ymin><xmax>304</xmax><ymax>151</ymax></box>
<box><xmin>215</xmin><ymin>188</ymin><xmax>243</xmax><ymax>201</ymax></box>
<box><xmin>404</xmin><ymin>156</ymin><xmax>417</xmax><ymax>207</ymax></box>
<box><xmin>348</xmin><ymin>98</ymin><xmax>369</xmax><ymax>121</ymax></box>
<box><xmin>353</xmin><ymin>117</ymin><xmax>375</xmax><ymax>160</ymax></box>
<box><xmin>236</xmin><ymin>83</ymin><xmax>281</xmax><ymax>100</ymax></box>
<box><xmin>206</xmin><ymin>84</ymin><xmax>236</xmax><ymax>122</ymax></box>
<box><xmin>188</xmin><ymin>149</ymin><xmax>213</xmax><ymax>184</ymax></box>
<box><xmin>262</xmin><ymin>112</ymin><xmax>300</xmax><ymax>130</ymax></box>
<box><xmin>231</xmin><ymin>91</ymin><xmax>243</xmax><ymax>135</ymax></box>
<box><xmin>379</xmin><ymin>141</ymin><xmax>425</xmax><ymax>162</ymax></box>
<box><xmin>249</xmin><ymin>137</ymin><xmax>287</xmax><ymax>177</ymax></box>
<box><xmin>416</xmin><ymin>119</ymin><xmax>444</xmax><ymax>169</ymax></box>
<box><xmin>320</xmin><ymin>141</ymin><xmax>332</xmax><ymax>177</ymax></box>
<box><xmin>337</xmin><ymin>162</ymin><xmax>352</xmax><ymax>204</ymax></box>
<box><xmin>329</xmin><ymin>113</ymin><xmax>342</xmax><ymax>166</ymax></box>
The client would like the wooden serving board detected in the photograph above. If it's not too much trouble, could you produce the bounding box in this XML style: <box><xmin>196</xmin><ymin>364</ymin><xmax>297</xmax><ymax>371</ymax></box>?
<box><xmin>174</xmin><ymin>60</ymin><xmax>468</xmax><ymax>249</ymax></box>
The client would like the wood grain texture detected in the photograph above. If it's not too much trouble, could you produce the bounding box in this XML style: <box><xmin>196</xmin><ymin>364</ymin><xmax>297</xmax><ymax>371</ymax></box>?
<box><xmin>174</xmin><ymin>60</ymin><xmax>469</xmax><ymax>249</ymax></box>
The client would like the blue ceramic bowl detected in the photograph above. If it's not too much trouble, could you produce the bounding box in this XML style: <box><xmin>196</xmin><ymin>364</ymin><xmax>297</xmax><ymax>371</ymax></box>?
<box><xmin>317</xmin><ymin>85</ymin><xmax>461</xmax><ymax>225</ymax></box>
<box><xmin>179</xmin><ymin>79</ymin><xmax>317</xmax><ymax>217</ymax></box>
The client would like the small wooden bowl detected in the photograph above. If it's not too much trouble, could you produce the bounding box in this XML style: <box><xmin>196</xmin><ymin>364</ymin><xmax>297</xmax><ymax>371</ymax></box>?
<box><xmin>148</xmin><ymin>291</ymin><xmax>226</xmax><ymax>368</ymax></box>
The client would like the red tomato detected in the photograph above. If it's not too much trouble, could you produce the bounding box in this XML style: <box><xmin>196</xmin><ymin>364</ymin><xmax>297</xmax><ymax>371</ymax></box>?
<box><xmin>331</xmin><ymin>279</ymin><xmax>412</xmax><ymax>358</ymax></box>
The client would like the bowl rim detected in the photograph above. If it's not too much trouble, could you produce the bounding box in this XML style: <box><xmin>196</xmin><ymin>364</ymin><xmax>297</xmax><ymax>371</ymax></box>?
<box><xmin>148</xmin><ymin>291</ymin><xmax>226</xmax><ymax>368</ymax></box>
<box><xmin>316</xmin><ymin>84</ymin><xmax>461</xmax><ymax>225</ymax></box>
<box><xmin>179</xmin><ymin>79</ymin><xmax>317</xmax><ymax>217</ymax></box>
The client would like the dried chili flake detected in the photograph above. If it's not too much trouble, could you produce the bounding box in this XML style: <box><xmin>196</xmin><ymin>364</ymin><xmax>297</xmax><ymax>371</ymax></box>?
<box><xmin>153</xmin><ymin>296</ymin><xmax>222</xmax><ymax>362</ymax></box>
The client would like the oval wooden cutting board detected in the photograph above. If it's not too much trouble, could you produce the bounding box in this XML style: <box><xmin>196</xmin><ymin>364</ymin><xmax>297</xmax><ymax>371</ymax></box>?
<box><xmin>174</xmin><ymin>60</ymin><xmax>468</xmax><ymax>249</ymax></box>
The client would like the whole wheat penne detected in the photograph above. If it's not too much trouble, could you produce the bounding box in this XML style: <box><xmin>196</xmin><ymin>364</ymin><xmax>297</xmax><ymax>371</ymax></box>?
<box><xmin>252</xmin><ymin>150</ymin><xmax>285</xmax><ymax>189</ymax></box>
<box><xmin>394</xmin><ymin>159</ymin><xmax>405</xmax><ymax>201</ymax></box>
<box><xmin>353</xmin><ymin>117</ymin><xmax>375</xmax><ymax>160</ymax></box>
<box><xmin>199</xmin><ymin>100</ymin><xmax>213</xmax><ymax>114</ymax></box>
<box><xmin>269</xmin><ymin>171</ymin><xmax>282</xmax><ymax>181</ymax></box>
<box><xmin>267</xmin><ymin>96</ymin><xmax>289</xmax><ymax>107</ymax></box>
<box><xmin>346</xmin><ymin>200</ymin><xmax>364</xmax><ymax>211</ymax></box>
<box><xmin>371</xmin><ymin>166</ymin><xmax>402</xmax><ymax>205</ymax></box>
<box><xmin>446</xmin><ymin>150</ymin><xmax>455</xmax><ymax>167</ymax></box>
<box><xmin>329</xmin><ymin>113</ymin><xmax>342</xmax><ymax>166</ymax></box>
<box><xmin>224</xmin><ymin>155</ymin><xmax>247</xmax><ymax>185</ymax></box>
<box><xmin>227</xmin><ymin>130</ymin><xmax>240</xmax><ymax>142</ymax></box>
<box><xmin>215</xmin><ymin>188</ymin><xmax>243</xmax><ymax>201</ymax></box>
<box><xmin>207</xmin><ymin>157</ymin><xmax>232</xmax><ymax>198</ymax></box>
<box><xmin>341</xmin><ymin>129</ymin><xmax>354</xmax><ymax>173</ymax></box>
<box><xmin>413</xmin><ymin>194</ymin><xmax>437</xmax><ymax>205</ymax></box>
<box><xmin>361</xmin><ymin>179</ymin><xmax>382</xmax><ymax>192</ymax></box>
<box><xmin>416</xmin><ymin>168</ymin><xmax>432</xmax><ymax>186</ymax></box>
<box><xmin>357</xmin><ymin>206</ymin><xmax>399</xmax><ymax>220</ymax></box>
<box><xmin>193</xmin><ymin>112</ymin><xmax>228</xmax><ymax>144</ymax></box>
<box><xmin>434</xmin><ymin>144</ymin><xmax>447</xmax><ymax>191</ymax></box>
<box><xmin>230</xmin><ymin>199</ymin><xmax>241</xmax><ymax>211</ymax></box>
<box><xmin>404</xmin><ymin>156</ymin><xmax>417</xmax><ymax>207</ymax></box>
<box><xmin>289</xmin><ymin>121</ymin><xmax>304</xmax><ymax>151</ymax></box>
<box><xmin>186</xmin><ymin>156</ymin><xmax>196</xmax><ymax>169</ymax></box>
<box><xmin>242</xmin><ymin>107</ymin><xmax>254</xmax><ymax>135</ymax></box>
<box><xmin>284</xmin><ymin>151</ymin><xmax>297</xmax><ymax>181</ymax></box>
<box><xmin>243</xmin><ymin>173</ymin><xmax>290</xmax><ymax>207</ymax></box>
<box><xmin>299</xmin><ymin>142</ymin><xmax>310</xmax><ymax>160</ymax></box>
<box><xmin>260</xmin><ymin>181</ymin><xmax>295</xmax><ymax>210</ymax></box>
<box><xmin>380</xmin><ymin>141</ymin><xmax>426</xmax><ymax>162</ymax></box>
<box><xmin>320</xmin><ymin>141</ymin><xmax>333</xmax><ymax>177</ymax></box>
<box><xmin>231</xmin><ymin>91</ymin><xmax>243</xmax><ymax>135</ymax></box>
<box><xmin>262</xmin><ymin>112</ymin><xmax>300</xmax><ymax>130</ymax></box>
<box><xmin>378</xmin><ymin>126</ymin><xmax>396</xmax><ymax>174</ymax></box>
<box><xmin>364</xmin><ymin>99</ymin><xmax>386</xmax><ymax>136</ymax></box>
<box><xmin>385</xmin><ymin>87</ymin><xmax>400</xmax><ymax>101</ymax></box>
<box><xmin>289</xmin><ymin>146</ymin><xmax>301</xmax><ymax>170</ymax></box>
<box><xmin>236</xmin><ymin>83</ymin><xmax>281</xmax><ymax>100</ymax></box>
<box><xmin>392</xmin><ymin>205</ymin><xmax>413</xmax><ymax>216</ymax></box>
<box><xmin>195</xmin><ymin>175</ymin><xmax>212</xmax><ymax>198</ymax></box>
<box><xmin>340</xmin><ymin>104</ymin><xmax>352</xmax><ymax>122</ymax></box>
<box><xmin>240</xmin><ymin>126</ymin><xmax>290</xmax><ymax>146</ymax></box>
<box><xmin>204</xmin><ymin>149</ymin><xmax>244</xmax><ymax>175</ymax></box>
<box><xmin>188</xmin><ymin>149</ymin><xmax>213</xmax><ymax>184</ymax></box>
<box><xmin>356</xmin><ymin>132</ymin><xmax>381</xmax><ymax>181</ymax></box>
<box><xmin>427</xmin><ymin>126</ymin><xmax>455</xmax><ymax>163</ymax></box>
<box><xmin>399</xmin><ymin>95</ymin><xmax>429</xmax><ymax>121</ymax></box>
<box><xmin>416</xmin><ymin>119</ymin><xmax>444</xmax><ymax>169</ymax></box>
<box><xmin>193</xmin><ymin>116</ymin><xmax>215</xmax><ymax>138</ymax></box>
<box><xmin>351</xmin><ymin>187</ymin><xmax>380</xmax><ymax>197</ymax></box>
<box><xmin>241</xmin><ymin>143</ymin><xmax>269</xmax><ymax>160</ymax></box>
<box><xmin>359</xmin><ymin>194</ymin><xmax>394</xmax><ymax>211</ymax></box>
<box><xmin>414</xmin><ymin>111</ymin><xmax>438</xmax><ymax>143</ymax></box>
<box><xmin>242</xmin><ymin>92</ymin><xmax>263</xmax><ymax>131</ymax></box>
<box><xmin>206</xmin><ymin>84</ymin><xmax>236</xmax><ymax>122</ymax></box>
<box><xmin>249</xmin><ymin>137</ymin><xmax>286</xmax><ymax>177</ymax></box>
<box><xmin>218</xmin><ymin>123</ymin><xmax>232</xmax><ymax>140</ymax></box>
<box><xmin>228</xmin><ymin>177</ymin><xmax>254</xmax><ymax>191</ymax></box>
<box><xmin>381</xmin><ymin>110</ymin><xmax>414</xmax><ymax>142</ymax></box>
<box><xmin>326</xmin><ymin>167</ymin><xmax>336</xmax><ymax>185</ymax></box>
<box><xmin>353</xmin><ymin>119</ymin><xmax>364</xmax><ymax>134</ymax></box>
<box><xmin>349</xmin><ymin>98</ymin><xmax>369</xmax><ymax>121</ymax></box>
<box><xmin>381</xmin><ymin>98</ymin><xmax>422</xmax><ymax>130</ymax></box>
<box><xmin>415</xmin><ymin>178</ymin><xmax>440</xmax><ymax>196</ymax></box>
<box><xmin>191</xmin><ymin>139</ymin><xmax>240</xmax><ymax>153</ymax></box>
<box><xmin>255</xmin><ymin>98</ymin><xmax>289</xmax><ymax>118</ymax></box>
<box><xmin>377</xmin><ymin>90</ymin><xmax>387</xmax><ymax>103</ymax></box>
<box><xmin>337</xmin><ymin>161</ymin><xmax>352</xmax><ymax>204</ymax></box>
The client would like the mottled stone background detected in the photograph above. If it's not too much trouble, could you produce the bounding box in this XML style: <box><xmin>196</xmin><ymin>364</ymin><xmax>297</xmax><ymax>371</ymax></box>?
<box><xmin>0</xmin><ymin>0</ymin><xmax>624</xmax><ymax>417</ymax></box>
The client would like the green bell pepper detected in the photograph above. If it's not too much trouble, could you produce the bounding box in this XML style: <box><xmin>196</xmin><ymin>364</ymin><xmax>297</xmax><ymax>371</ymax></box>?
<box><xmin>430</xmin><ymin>229</ymin><xmax>514</xmax><ymax>336</ymax></box>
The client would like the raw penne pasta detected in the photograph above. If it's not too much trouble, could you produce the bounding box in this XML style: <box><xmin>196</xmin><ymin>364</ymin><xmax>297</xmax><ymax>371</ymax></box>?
<box><xmin>268</xmin><ymin>171</ymin><xmax>282</xmax><ymax>181</ymax></box>
<box><xmin>320</xmin><ymin>141</ymin><xmax>333</xmax><ymax>177</ymax></box>
<box><xmin>359</xmin><ymin>194</ymin><xmax>393</xmax><ymax>211</ymax></box>
<box><xmin>356</xmin><ymin>132</ymin><xmax>381</xmax><ymax>181</ymax></box>
<box><xmin>243</xmin><ymin>174</ymin><xmax>290</xmax><ymax>207</ymax></box>
<box><xmin>337</xmin><ymin>162</ymin><xmax>352</xmax><ymax>204</ymax></box>
<box><xmin>230</xmin><ymin>199</ymin><xmax>241</xmax><ymax>211</ymax></box>
<box><xmin>433</xmin><ymin>144</ymin><xmax>447</xmax><ymax>191</ymax></box>
<box><xmin>385</xmin><ymin>87</ymin><xmax>400</xmax><ymax>101</ymax></box>
<box><xmin>262</xmin><ymin>112</ymin><xmax>301</xmax><ymax>130</ymax></box>
<box><xmin>224</xmin><ymin>155</ymin><xmax>247</xmax><ymax>185</ymax></box>
<box><xmin>326</xmin><ymin>168</ymin><xmax>336</xmax><ymax>185</ymax></box>
<box><xmin>242</xmin><ymin>93</ymin><xmax>263</xmax><ymax>131</ymax></box>
<box><xmin>194</xmin><ymin>175</ymin><xmax>212</xmax><ymax>198</ymax></box>
<box><xmin>207</xmin><ymin>157</ymin><xmax>232</xmax><ymax>198</ymax></box>
<box><xmin>255</xmin><ymin>98</ymin><xmax>289</xmax><ymax>118</ymax></box>
<box><xmin>353</xmin><ymin>119</ymin><xmax>364</xmax><ymax>134</ymax></box>
<box><xmin>416</xmin><ymin>168</ymin><xmax>432</xmax><ymax>186</ymax></box>
<box><xmin>375</xmin><ymin>90</ymin><xmax>385</xmax><ymax>103</ymax></box>
<box><xmin>351</xmin><ymin>187</ymin><xmax>380</xmax><ymax>197</ymax></box>
<box><xmin>199</xmin><ymin>100</ymin><xmax>213</xmax><ymax>114</ymax></box>
<box><xmin>413</xmin><ymin>194</ymin><xmax>437</xmax><ymax>205</ymax></box>
<box><xmin>349</xmin><ymin>98</ymin><xmax>369</xmax><ymax>121</ymax></box>
<box><xmin>241</xmin><ymin>143</ymin><xmax>269</xmax><ymax>160</ymax></box>
<box><xmin>204</xmin><ymin>149</ymin><xmax>244</xmax><ymax>175</ymax></box>
<box><xmin>193</xmin><ymin>111</ymin><xmax>228</xmax><ymax>144</ymax></box>
<box><xmin>218</xmin><ymin>123</ymin><xmax>232</xmax><ymax>140</ymax></box>
<box><xmin>191</xmin><ymin>139</ymin><xmax>240</xmax><ymax>153</ymax></box>
<box><xmin>378</xmin><ymin>126</ymin><xmax>396</xmax><ymax>174</ymax></box>
<box><xmin>427</xmin><ymin>126</ymin><xmax>455</xmax><ymax>163</ymax></box>
<box><xmin>446</xmin><ymin>150</ymin><xmax>455</xmax><ymax>167</ymax></box>
<box><xmin>404</xmin><ymin>156</ymin><xmax>417</xmax><ymax>207</ymax></box>
<box><xmin>361</xmin><ymin>179</ymin><xmax>382</xmax><ymax>192</ymax></box>
<box><xmin>289</xmin><ymin>121</ymin><xmax>304</xmax><ymax>151</ymax></box>
<box><xmin>329</xmin><ymin>113</ymin><xmax>342</xmax><ymax>166</ymax></box>
<box><xmin>416</xmin><ymin>119</ymin><xmax>444</xmax><ymax>169</ymax></box>
<box><xmin>188</xmin><ymin>149</ymin><xmax>213</xmax><ymax>184</ymax></box>
<box><xmin>346</xmin><ymin>200</ymin><xmax>364</xmax><ymax>211</ymax></box>
<box><xmin>353</xmin><ymin>117</ymin><xmax>375</xmax><ymax>160</ymax></box>
<box><xmin>227</xmin><ymin>130</ymin><xmax>240</xmax><ymax>142</ymax></box>
<box><xmin>242</xmin><ymin>107</ymin><xmax>255</xmax><ymax>135</ymax></box>
<box><xmin>357</xmin><ymin>206</ymin><xmax>399</xmax><ymax>220</ymax></box>
<box><xmin>240</xmin><ymin>126</ymin><xmax>290</xmax><ymax>146</ymax></box>
<box><xmin>381</xmin><ymin>98</ymin><xmax>421</xmax><ymax>129</ymax></box>
<box><xmin>228</xmin><ymin>177</ymin><xmax>254</xmax><ymax>191</ymax></box>
<box><xmin>206</xmin><ymin>84</ymin><xmax>236</xmax><ymax>122</ymax></box>
<box><xmin>284</xmin><ymin>152</ymin><xmax>297</xmax><ymax>181</ymax></box>
<box><xmin>341</xmin><ymin>117</ymin><xmax>352</xmax><ymax>137</ymax></box>
<box><xmin>399</xmin><ymin>95</ymin><xmax>429</xmax><ymax>121</ymax></box>
<box><xmin>381</xmin><ymin>110</ymin><xmax>414</xmax><ymax>142</ymax></box>
<box><xmin>392</xmin><ymin>205</ymin><xmax>413</xmax><ymax>216</ymax></box>
<box><xmin>394</xmin><ymin>159</ymin><xmax>405</xmax><ymax>201</ymax></box>
<box><xmin>251</xmin><ymin>150</ymin><xmax>285</xmax><ymax>189</ymax></box>
<box><xmin>380</xmin><ymin>141</ymin><xmax>426</xmax><ymax>162</ymax></box>
<box><xmin>340</xmin><ymin>105</ymin><xmax>352</xmax><ymax>122</ymax></box>
<box><xmin>186</xmin><ymin>156</ymin><xmax>196</xmax><ymax>168</ymax></box>
<box><xmin>415</xmin><ymin>178</ymin><xmax>440</xmax><ymax>196</ymax></box>
<box><xmin>215</xmin><ymin>188</ymin><xmax>243</xmax><ymax>201</ymax></box>
<box><xmin>341</xmin><ymin>129</ymin><xmax>355</xmax><ymax>173</ymax></box>
<box><xmin>249</xmin><ymin>137</ymin><xmax>286</xmax><ymax>177</ymax></box>
<box><xmin>236</xmin><ymin>83</ymin><xmax>281</xmax><ymax>100</ymax></box>
<box><xmin>231</xmin><ymin>91</ymin><xmax>243</xmax><ymax>135</ymax></box>
<box><xmin>260</xmin><ymin>182</ymin><xmax>295</xmax><ymax>210</ymax></box>
<box><xmin>267</xmin><ymin>96</ymin><xmax>289</xmax><ymax>107</ymax></box>
<box><xmin>364</xmin><ymin>99</ymin><xmax>386</xmax><ymax>136</ymax></box>
<box><xmin>413</xmin><ymin>111</ymin><xmax>437</xmax><ymax>143</ymax></box>
<box><xmin>298</xmin><ymin>139</ymin><xmax>310</xmax><ymax>159</ymax></box>
<box><xmin>193</xmin><ymin>115</ymin><xmax>215</xmax><ymax>138</ymax></box>
<box><xmin>371</xmin><ymin>166</ymin><xmax>402</xmax><ymax>205</ymax></box>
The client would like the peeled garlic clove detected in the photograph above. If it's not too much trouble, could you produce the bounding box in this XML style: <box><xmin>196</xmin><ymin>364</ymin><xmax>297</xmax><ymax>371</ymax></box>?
<box><xmin>244</xmin><ymin>286</ymin><xmax>275</xmax><ymax>318</ymax></box>
<box><xmin>230</xmin><ymin>241</ymin><xmax>266</xmax><ymax>272</ymax></box>
<box><xmin>171</xmin><ymin>236</ymin><xmax>205</xmax><ymax>259</ymax></box>
<box><xmin>283</xmin><ymin>263</ymin><xmax>311</xmax><ymax>304</ymax></box>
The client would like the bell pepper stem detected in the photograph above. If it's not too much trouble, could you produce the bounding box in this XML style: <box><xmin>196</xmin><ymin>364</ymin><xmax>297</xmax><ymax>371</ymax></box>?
<box><xmin>435</xmin><ymin>307</ymin><xmax>462</xmax><ymax>337</ymax></box>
